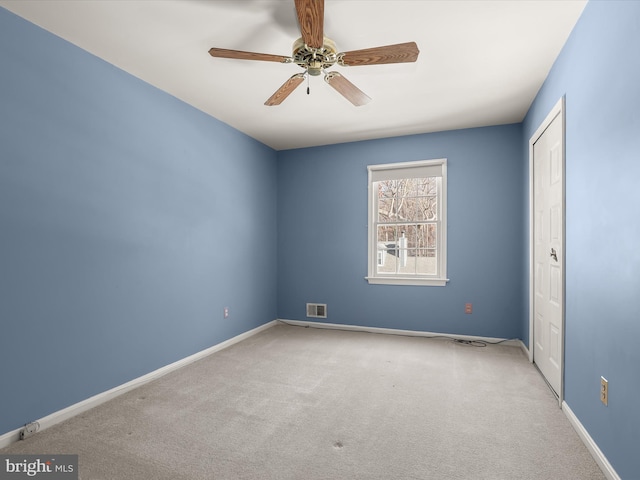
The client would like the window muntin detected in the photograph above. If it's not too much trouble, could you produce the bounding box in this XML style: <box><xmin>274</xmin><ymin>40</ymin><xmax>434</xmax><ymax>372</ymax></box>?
<box><xmin>367</xmin><ymin>159</ymin><xmax>447</xmax><ymax>286</ymax></box>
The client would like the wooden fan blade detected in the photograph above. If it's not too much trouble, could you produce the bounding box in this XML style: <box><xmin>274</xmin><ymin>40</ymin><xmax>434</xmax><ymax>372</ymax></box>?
<box><xmin>208</xmin><ymin>47</ymin><xmax>290</xmax><ymax>63</ymax></box>
<box><xmin>265</xmin><ymin>74</ymin><xmax>306</xmax><ymax>106</ymax></box>
<box><xmin>294</xmin><ymin>0</ymin><xmax>324</xmax><ymax>49</ymax></box>
<box><xmin>339</xmin><ymin>42</ymin><xmax>420</xmax><ymax>66</ymax></box>
<box><xmin>324</xmin><ymin>72</ymin><xmax>371</xmax><ymax>107</ymax></box>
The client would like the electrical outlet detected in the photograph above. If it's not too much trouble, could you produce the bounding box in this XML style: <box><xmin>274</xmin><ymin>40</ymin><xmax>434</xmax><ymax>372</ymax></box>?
<box><xmin>464</xmin><ymin>303</ymin><xmax>473</xmax><ymax>314</ymax></box>
<box><xmin>223</xmin><ymin>307</ymin><xmax>229</xmax><ymax>319</ymax></box>
<box><xmin>600</xmin><ymin>376</ymin><xmax>608</xmax><ymax>406</ymax></box>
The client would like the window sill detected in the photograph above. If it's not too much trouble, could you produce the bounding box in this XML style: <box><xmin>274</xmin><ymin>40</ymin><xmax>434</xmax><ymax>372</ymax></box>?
<box><xmin>365</xmin><ymin>276</ymin><xmax>449</xmax><ymax>287</ymax></box>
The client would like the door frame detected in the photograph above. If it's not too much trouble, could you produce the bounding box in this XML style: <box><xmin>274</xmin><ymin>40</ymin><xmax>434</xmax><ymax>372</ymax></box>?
<box><xmin>528</xmin><ymin>96</ymin><xmax>566</xmax><ymax>406</ymax></box>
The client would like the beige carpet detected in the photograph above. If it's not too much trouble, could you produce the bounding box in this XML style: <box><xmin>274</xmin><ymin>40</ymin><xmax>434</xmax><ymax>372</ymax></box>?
<box><xmin>1</xmin><ymin>323</ymin><xmax>605</xmax><ymax>479</ymax></box>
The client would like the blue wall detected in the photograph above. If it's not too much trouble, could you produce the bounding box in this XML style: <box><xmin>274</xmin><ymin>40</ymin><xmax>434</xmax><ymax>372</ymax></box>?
<box><xmin>0</xmin><ymin>8</ymin><xmax>277</xmax><ymax>436</ymax></box>
<box><xmin>277</xmin><ymin>124</ymin><xmax>526</xmax><ymax>339</ymax></box>
<box><xmin>523</xmin><ymin>1</ymin><xmax>640</xmax><ymax>477</ymax></box>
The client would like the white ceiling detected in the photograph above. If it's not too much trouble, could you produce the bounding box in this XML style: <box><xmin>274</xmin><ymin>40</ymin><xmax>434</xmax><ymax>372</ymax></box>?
<box><xmin>1</xmin><ymin>0</ymin><xmax>587</xmax><ymax>150</ymax></box>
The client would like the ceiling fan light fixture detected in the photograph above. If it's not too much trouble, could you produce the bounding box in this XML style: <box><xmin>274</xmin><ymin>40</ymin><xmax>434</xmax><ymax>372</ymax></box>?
<box><xmin>307</xmin><ymin>61</ymin><xmax>323</xmax><ymax>76</ymax></box>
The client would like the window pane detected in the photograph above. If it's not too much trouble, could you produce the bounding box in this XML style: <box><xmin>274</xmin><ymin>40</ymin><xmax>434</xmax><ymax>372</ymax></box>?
<box><xmin>397</xmin><ymin>178</ymin><xmax>413</xmax><ymax>198</ymax></box>
<box><xmin>417</xmin><ymin>196</ymin><xmax>437</xmax><ymax>220</ymax></box>
<box><xmin>409</xmin><ymin>224</ymin><xmax>428</xmax><ymax>249</ymax></box>
<box><xmin>417</xmin><ymin>177</ymin><xmax>437</xmax><ymax>196</ymax></box>
<box><xmin>396</xmin><ymin>197</ymin><xmax>413</xmax><ymax>221</ymax></box>
<box><xmin>377</xmin><ymin>225</ymin><xmax>397</xmax><ymax>244</ymax></box>
<box><xmin>402</xmin><ymin>225</ymin><xmax>417</xmax><ymax>249</ymax></box>
<box><xmin>405</xmin><ymin>178</ymin><xmax>420</xmax><ymax>197</ymax></box>
<box><xmin>395</xmin><ymin>179</ymin><xmax>412</xmax><ymax>221</ymax></box>
<box><xmin>377</xmin><ymin>249</ymin><xmax>397</xmax><ymax>273</ymax></box>
<box><xmin>415</xmin><ymin>249</ymin><xmax>437</xmax><ymax>275</ymax></box>
<box><xmin>377</xmin><ymin>196</ymin><xmax>395</xmax><ymax>222</ymax></box>
<box><xmin>377</xmin><ymin>247</ymin><xmax>397</xmax><ymax>273</ymax></box>
<box><xmin>427</xmin><ymin>224</ymin><xmax>437</xmax><ymax>249</ymax></box>
<box><xmin>377</xmin><ymin>225</ymin><xmax>397</xmax><ymax>273</ymax></box>
<box><xmin>398</xmin><ymin>249</ymin><xmax>417</xmax><ymax>275</ymax></box>
<box><xmin>377</xmin><ymin>180</ymin><xmax>397</xmax><ymax>200</ymax></box>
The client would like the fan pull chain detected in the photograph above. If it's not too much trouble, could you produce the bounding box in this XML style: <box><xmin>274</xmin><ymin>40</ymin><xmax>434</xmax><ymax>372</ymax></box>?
<box><xmin>307</xmin><ymin>73</ymin><xmax>310</xmax><ymax>95</ymax></box>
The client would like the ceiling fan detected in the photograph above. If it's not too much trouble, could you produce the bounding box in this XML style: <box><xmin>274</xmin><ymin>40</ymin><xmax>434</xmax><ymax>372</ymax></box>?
<box><xmin>208</xmin><ymin>0</ymin><xmax>420</xmax><ymax>106</ymax></box>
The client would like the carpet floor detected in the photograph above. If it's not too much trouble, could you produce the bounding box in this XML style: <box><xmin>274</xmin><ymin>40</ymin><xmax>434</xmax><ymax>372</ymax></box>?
<box><xmin>1</xmin><ymin>323</ymin><xmax>605</xmax><ymax>479</ymax></box>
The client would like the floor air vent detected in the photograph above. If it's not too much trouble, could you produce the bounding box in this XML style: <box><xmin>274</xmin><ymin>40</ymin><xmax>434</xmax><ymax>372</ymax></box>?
<box><xmin>306</xmin><ymin>303</ymin><xmax>327</xmax><ymax>318</ymax></box>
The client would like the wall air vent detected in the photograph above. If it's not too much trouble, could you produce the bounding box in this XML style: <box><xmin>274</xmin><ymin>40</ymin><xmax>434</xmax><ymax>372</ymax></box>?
<box><xmin>306</xmin><ymin>303</ymin><xmax>327</xmax><ymax>319</ymax></box>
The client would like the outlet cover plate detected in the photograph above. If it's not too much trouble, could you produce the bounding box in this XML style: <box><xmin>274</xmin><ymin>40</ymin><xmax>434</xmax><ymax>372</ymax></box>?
<box><xmin>600</xmin><ymin>376</ymin><xmax>608</xmax><ymax>406</ymax></box>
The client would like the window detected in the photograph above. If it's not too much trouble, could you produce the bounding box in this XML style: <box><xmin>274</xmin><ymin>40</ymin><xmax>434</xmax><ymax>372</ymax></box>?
<box><xmin>367</xmin><ymin>159</ymin><xmax>447</xmax><ymax>286</ymax></box>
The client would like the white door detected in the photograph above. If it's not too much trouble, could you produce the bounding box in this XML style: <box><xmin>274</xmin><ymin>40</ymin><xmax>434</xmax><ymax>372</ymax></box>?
<box><xmin>532</xmin><ymin>103</ymin><xmax>564</xmax><ymax>398</ymax></box>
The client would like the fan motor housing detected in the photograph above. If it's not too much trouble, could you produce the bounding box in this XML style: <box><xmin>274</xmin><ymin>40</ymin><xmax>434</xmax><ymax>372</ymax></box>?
<box><xmin>292</xmin><ymin>36</ymin><xmax>338</xmax><ymax>75</ymax></box>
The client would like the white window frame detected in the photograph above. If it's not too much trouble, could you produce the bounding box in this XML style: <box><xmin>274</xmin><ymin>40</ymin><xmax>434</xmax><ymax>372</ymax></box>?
<box><xmin>366</xmin><ymin>159</ymin><xmax>448</xmax><ymax>286</ymax></box>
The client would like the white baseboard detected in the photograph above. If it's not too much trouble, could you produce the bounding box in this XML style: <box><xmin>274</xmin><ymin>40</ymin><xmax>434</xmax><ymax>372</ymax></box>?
<box><xmin>562</xmin><ymin>401</ymin><xmax>620</xmax><ymax>480</ymax></box>
<box><xmin>277</xmin><ymin>319</ymin><xmax>522</xmax><ymax>347</ymax></box>
<box><xmin>0</xmin><ymin>320</ymin><xmax>277</xmax><ymax>449</ymax></box>
<box><xmin>517</xmin><ymin>339</ymin><xmax>530</xmax><ymax>359</ymax></box>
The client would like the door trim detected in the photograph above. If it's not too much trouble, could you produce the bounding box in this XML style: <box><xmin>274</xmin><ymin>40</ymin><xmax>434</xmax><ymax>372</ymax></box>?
<box><xmin>528</xmin><ymin>96</ymin><xmax>566</xmax><ymax>406</ymax></box>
